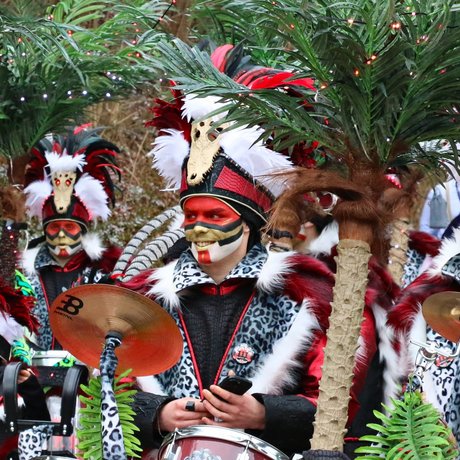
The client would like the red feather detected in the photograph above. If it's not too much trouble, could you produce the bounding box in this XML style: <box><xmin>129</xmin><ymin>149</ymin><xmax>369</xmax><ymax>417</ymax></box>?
<box><xmin>0</xmin><ymin>278</ymin><xmax>39</xmax><ymax>333</ymax></box>
<box><xmin>408</xmin><ymin>230</ymin><xmax>441</xmax><ymax>257</ymax></box>
<box><xmin>387</xmin><ymin>272</ymin><xmax>457</xmax><ymax>334</ymax></box>
<box><xmin>210</xmin><ymin>44</ymin><xmax>235</xmax><ymax>72</ymax></box>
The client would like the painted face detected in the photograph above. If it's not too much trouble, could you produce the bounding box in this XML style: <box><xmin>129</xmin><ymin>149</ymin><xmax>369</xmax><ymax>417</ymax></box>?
<box><xmin>45</xmin><ymin>220</ymin><xmax>83</xmax><ymax>260</ymax></box>
<box><xmin>183</xmin><ymin>196</ymin><xmax>245</xmax><ymax>265</ymax></box>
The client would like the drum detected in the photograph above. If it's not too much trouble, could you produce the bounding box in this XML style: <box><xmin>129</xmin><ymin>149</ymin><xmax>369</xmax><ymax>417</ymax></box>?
<box><xmin>31</xmin><ymin>350</ymin><xmax>85</xmax><ymax>456</ymax></box>
<box><xmin>32</xmin><ymin>350</ymin><xmax>81</xmax><ymax>366</ymax></box>
<box><xmin>158</xmin><ymin>426</ymin><xmax>289</xmax><ymax>460</ymax></box>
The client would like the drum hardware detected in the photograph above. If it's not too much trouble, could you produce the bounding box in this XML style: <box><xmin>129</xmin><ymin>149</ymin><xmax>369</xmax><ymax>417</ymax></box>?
<box><xmin>236</xmin><ymin>440</ymin><xmax>250</xmax><ymax>460</ymax></box>
<box><xmin>49</xmin><ymin>284</ymin><xmax>183</xmax><ymax>460</ymax></box>
<box><xmin>408</xmin><ymin>339</ymin><xmax>460</xmax><ymax>391</ymax></box>
<box><xmin>159</xmin><ymin>425</ymin><xmax>289</xmax><ymax>460</ymax></box>
<box><xmin>163</xmin><ymin>430</ymin><xmax>181</xmax><ymax>460</ymax></box>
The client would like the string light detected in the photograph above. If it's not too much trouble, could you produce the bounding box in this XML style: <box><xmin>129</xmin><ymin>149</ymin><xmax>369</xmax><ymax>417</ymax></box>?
<box><xmin>347</xmin><ymin>18</ymin><xmax>354</xmax><ymax>25</ymax></box>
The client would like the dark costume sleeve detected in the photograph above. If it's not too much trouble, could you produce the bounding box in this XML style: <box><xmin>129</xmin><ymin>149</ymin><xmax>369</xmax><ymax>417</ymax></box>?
<box><xmin>251</xmin><ymin>394</ymin><xmax>316</xmax><ymax>455</ymax></box>
<box><xmin>248</xmin><ymin>333</ymin><xmax>326</xmax><ymax>456</ymax></box>
<box><xmin>17</xmin><ymin>374</ymin><xmax>51</xmax><ymax>421</ymax></box>
<box><xmin>131</xmin><ymin>391</ymin><xmax>174</xmax><ymax>449</ymax></box>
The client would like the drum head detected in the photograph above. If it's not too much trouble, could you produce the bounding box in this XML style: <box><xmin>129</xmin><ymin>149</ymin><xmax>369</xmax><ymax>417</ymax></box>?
<box><xmin>159</xmin><ymin>425</ymin><xmax>288</xmax><ymax>460</ymax></box>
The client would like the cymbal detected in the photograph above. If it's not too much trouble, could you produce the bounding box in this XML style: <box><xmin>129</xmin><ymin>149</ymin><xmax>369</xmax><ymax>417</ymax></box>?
<box><xmin>422</xmin><ymin>291</ymin><xmax>460</xmax><ymax>343</ymax></box>
<box><xmin>49</xmin><ymin>284</ymin><xmax>183</xmax><ymax>376</ymax></box>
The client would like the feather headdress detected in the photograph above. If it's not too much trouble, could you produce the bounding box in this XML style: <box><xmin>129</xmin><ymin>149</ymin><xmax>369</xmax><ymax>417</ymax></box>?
<box><xmin>24</xmin><ymin>126</ymin><xmax>121</xmax><ymax>230</ymax></box>
<box><xmin>146</xmin><ymin>44</ymin><xmax>323</xmax><ymax>228</ymax></box>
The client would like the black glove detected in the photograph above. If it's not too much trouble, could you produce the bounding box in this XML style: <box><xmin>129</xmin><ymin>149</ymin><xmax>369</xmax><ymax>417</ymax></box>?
<box><xmin>17</xmin><ymin>374</ymin><xmax>51</xmax><ymax>421</ymax></box>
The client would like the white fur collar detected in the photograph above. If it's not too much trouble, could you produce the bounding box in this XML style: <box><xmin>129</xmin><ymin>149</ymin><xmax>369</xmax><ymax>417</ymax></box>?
<box><xmin>307</xmin><ymin>221</ymin><xmax>339</xmax><ymax>256</ymax></box>
<box><xmin>428</xmin><ymin>227</ymin><xmax>460</xmax><ymax>276</ymax></box>
<box><xmin>21</xmin><ymin>232</ymin><xmax>105</xmax><ymax>276</ymax></box>
<box><xmin>146</xmin><ymin>249</ymin><xmax>297</xmax><ymax>311</ymax></box>
<box><xmin>250</xmin><ymin>299</ymin><xmax>319</xmax><ymax>394</ymax></box>
<box><xmin>22</xmin><ymin>246</ymin><xmax>41</xmax><ymax>276</ymax></box>
<box><xmin>81</xmin><ymin>232</ymin><xmax>105</xmax><ymax>260</ymax></box>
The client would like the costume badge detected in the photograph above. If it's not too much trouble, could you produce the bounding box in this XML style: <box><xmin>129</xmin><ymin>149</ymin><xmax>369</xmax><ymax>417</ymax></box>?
<box><xmin>232</xmin><ymin>343</ymin><xmax>254</xmax><ymax>364</ymax></box>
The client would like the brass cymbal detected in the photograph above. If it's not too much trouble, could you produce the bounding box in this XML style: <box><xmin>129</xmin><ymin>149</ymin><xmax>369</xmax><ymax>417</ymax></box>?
<box><xmin>49</xmin><ymin>284</ymin><xmax>183</xmax><ymax>376</ymax></box>
<box><xmin>422</xmin><ymin>291</ymin><xmax>460</xmax><ymax>343</ymax></box>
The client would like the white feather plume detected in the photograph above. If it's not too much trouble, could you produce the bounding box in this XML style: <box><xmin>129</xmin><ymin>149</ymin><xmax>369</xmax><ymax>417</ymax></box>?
<box><xmin>73</xmin><ymin>173</ymin><xmax>110</xmax><ymax>221</ymax></box>
<box><xmin>182</xmin><ymin>94</ymin><xmax>226</xmax><ymax>122</ymax></box>
<box><xmin>45</xmin><ymin>152</ymin><xmax>86</xmax><ymax>173</ymax></box>
<box><xmin>24</xmin><ymin>180</ymin><xmax>53</xmax><ymax>218</ymax></box>
<box><xmin>219</xmin><ymin>125</ymin><xmax>292</xmax><ymax>197</ymax></box>
<box><xmin>149</xmin><ymin>129</ymin><xmax>190</xmax><ymax>189</ymax></box>
<box><xmin>152</xmin><ymin>94</ymin><xmax>292</xmax><ymax>197</ymax></box>
<box><xmin>0</xmin><ymin>314</ymin><xmax>24</xmax><ymax>344</ymax></box>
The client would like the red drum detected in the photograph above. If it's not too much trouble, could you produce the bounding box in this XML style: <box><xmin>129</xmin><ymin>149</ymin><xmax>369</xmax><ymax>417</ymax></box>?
<box><xmin>158</xmin><ymin>426</ymin><xmax>289</xmax><ymax>460</ymax></box>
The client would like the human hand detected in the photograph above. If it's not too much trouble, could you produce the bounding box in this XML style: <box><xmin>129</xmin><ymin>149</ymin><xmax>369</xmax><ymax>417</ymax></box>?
<box><xmin>201</xmin><ymin>386</ymin><xmax>265</xmax><ymax>430</ymax></box>
<box><xmin>18</xmin><ymin>368</ymin><xmax>34</xmax><ymax>384</ymax></box>
<box><xmin>158</xmin><ymin>397</ymin><xmax>210</xmax><ymax>432</ymax></box>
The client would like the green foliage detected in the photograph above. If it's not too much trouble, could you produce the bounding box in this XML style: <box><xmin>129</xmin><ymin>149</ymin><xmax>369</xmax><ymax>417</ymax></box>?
<box><xmin>355</xmin><ymin>391</ymin><xmax>459</xmax><ymax>460</ymax></box>
<box><xmin>77</xmin><ymin>368</ymin><xmax>142</xmax><ymax>459</ymax></box>
<box><xmin>155</xmin><ymin>0</ymin><xmax>460</xmax><ymax>178</ymax></box>
<box><xmin>0</xmin><ymin>0</ymin><xmax>171</xmax><ymax>160</ymax></box>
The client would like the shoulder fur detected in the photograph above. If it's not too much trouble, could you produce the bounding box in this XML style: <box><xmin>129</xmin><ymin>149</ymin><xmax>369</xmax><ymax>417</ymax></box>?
<box><xmin>428</xmin><ymin>227</ymin><xmax>460</xmax><ymax>276</ymax></box>
<box><xmin>21</xmin><ymin>246</ymin><xmax>41</xmax><ymax>276</ymax></box>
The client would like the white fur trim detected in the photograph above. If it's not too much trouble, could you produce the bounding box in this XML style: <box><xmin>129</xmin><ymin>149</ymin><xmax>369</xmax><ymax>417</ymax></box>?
<box><xmin>81</xmin><ymin>232</ymin><xmax>105</xmax><ymax>260</ymax></box>
<box><xmin>136</xmin><ymin>376</ymin><xmax>167</xmax><ymax>395</ymax></box>
<box><xmin>45</xmin><ymin>152</ymin><xmax>86</xmax><ymax>173</ymax></box>
<box><xmin>21</xmin><ymin>247</ymin><xmax>41</xmax><ymax>276</ymax></box>
<box><xmin>149</xmin><ymin>129</ymin><xmax>190</xmax><ymax>189</ymax></box>
<box><xmin>0</xmin><ymin>314</ymin><xmax>24</xmax><ymax>343</ymax></box>
<box><xmin>428</xmin><ymin>227</ymin><xmax>460</xmax><ymax>276</ymax></box>
<box><xmin>0</xmin><ymin>397</ymin><xmax>24</xmax><ymax>422</ymax></box>
<box><xmin>256</xmin><ymin>250</ymin><xmax>295</xmax><ymax>293</ymax></box>
<box><xmin>307</xmin><ymin>221</ymin><xmax>339</xmax><ymax>256</ymax></box>
<box><xmin>251</xmin><ymin>300</ymin><xmax>320</xmax><ymax>394</ymax></box>
<box><xmin>372</xmin><ymin>304</ymin><xmax>406</xmax><ymax>406</ymax></box>
<box><xmin>24</xmin><ymin>180</ymin><xmax>52</xmax><ymax>218</ymax></box>
<box><xmin>146</xmin><ymin>260</ymin><xmax>181</xmax><ymax>310</ymax></box>
<box><xmin>74</xmin><ymin>173</ymin><xmax>110</xmax><ymax>221</ymax></box>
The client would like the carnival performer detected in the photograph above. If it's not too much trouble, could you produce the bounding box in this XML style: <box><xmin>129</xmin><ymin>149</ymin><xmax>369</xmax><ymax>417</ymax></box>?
<box><xmin>21</xmin><ymin>126</ymin><xmax>122</xmax><ymax>351</ymax></box>
<box><xmin>388</xmin><ymin>219</ymin><xmax>460</xmax><ymax>446</ymax></box>
<box><xmin>0</xmin><ymin>186</ymin><xmax>50</xmax><ymax>459</ymax></box>
<box><xmin>118</xmin><ymin>90</ymin><xmax>335</xmax><ymax>457</ymax></box>
<box><xmin>267</xmin><ymin>194</ymin><xmax>406</xmax><ymax>458</ymax></box>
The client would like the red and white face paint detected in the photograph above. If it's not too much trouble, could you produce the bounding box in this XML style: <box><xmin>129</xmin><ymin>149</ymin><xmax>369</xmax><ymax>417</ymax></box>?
<box><xmin>45</xmin><ymin>220</ymin><xmax>83</xmax><ymax>260</ymax></box>
<box><xmin>183</xmin><ymin>196</ymin><xmax>245</xmax><ymax>265</ymax></box>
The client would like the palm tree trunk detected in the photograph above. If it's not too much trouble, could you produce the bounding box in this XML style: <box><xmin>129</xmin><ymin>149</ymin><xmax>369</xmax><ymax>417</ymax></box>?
<box><xmin>387</xmin><ymin>218</ymin><xmax>410</xmax><ymax>285</ymax></box>
<box><xmin>310</xmin><ymin>238</ymin><xmax>371</xmax><ymax>451</ymax></box>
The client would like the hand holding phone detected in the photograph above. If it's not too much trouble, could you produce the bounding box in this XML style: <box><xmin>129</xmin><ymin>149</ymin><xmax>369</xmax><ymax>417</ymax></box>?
<box><xmin>214</xmin><ymin>375</ymin><xmax>252</xmax><ymax>400</ymax></box>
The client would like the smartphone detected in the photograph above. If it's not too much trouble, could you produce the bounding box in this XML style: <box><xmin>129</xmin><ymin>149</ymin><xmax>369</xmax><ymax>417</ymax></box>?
<box><xmin>215</xmin><ymin>375</ymin><xmax>253</xmax><ymax>398</ymax></box>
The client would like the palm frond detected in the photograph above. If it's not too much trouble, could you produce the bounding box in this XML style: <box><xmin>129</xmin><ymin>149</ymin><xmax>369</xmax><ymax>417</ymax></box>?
<box><xmin>355</xmin><ymin>390</ymin><xmax>458</xmax><ymax>459</ymax></box>
<box><xmin>155</xmin><ymin>0</ymin><xmax>460</xmax><ymax>177</ymax></box>
<box><xmin>0</xmin><ymin>0</ymin><xmax>171</xmax><ymax>161</ymax></box>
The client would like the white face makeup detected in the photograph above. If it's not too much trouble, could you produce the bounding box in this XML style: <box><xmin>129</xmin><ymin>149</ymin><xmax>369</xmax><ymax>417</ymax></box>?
<box><xmin>45</xmin><ymin>220</ymin><xmax>83</xmax><ymax>261</ymax></box>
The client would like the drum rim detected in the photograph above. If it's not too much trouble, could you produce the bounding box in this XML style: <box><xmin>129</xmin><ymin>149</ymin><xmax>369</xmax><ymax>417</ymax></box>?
<box><xmin>160</xmin><ymin>425</ymin><xmax>289</xmax><ymax>460</ymax></box>
<box><xmin>32</xmin><ymin>350</ymin><xmax>75</xmax><ymax>357</ymax></box>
